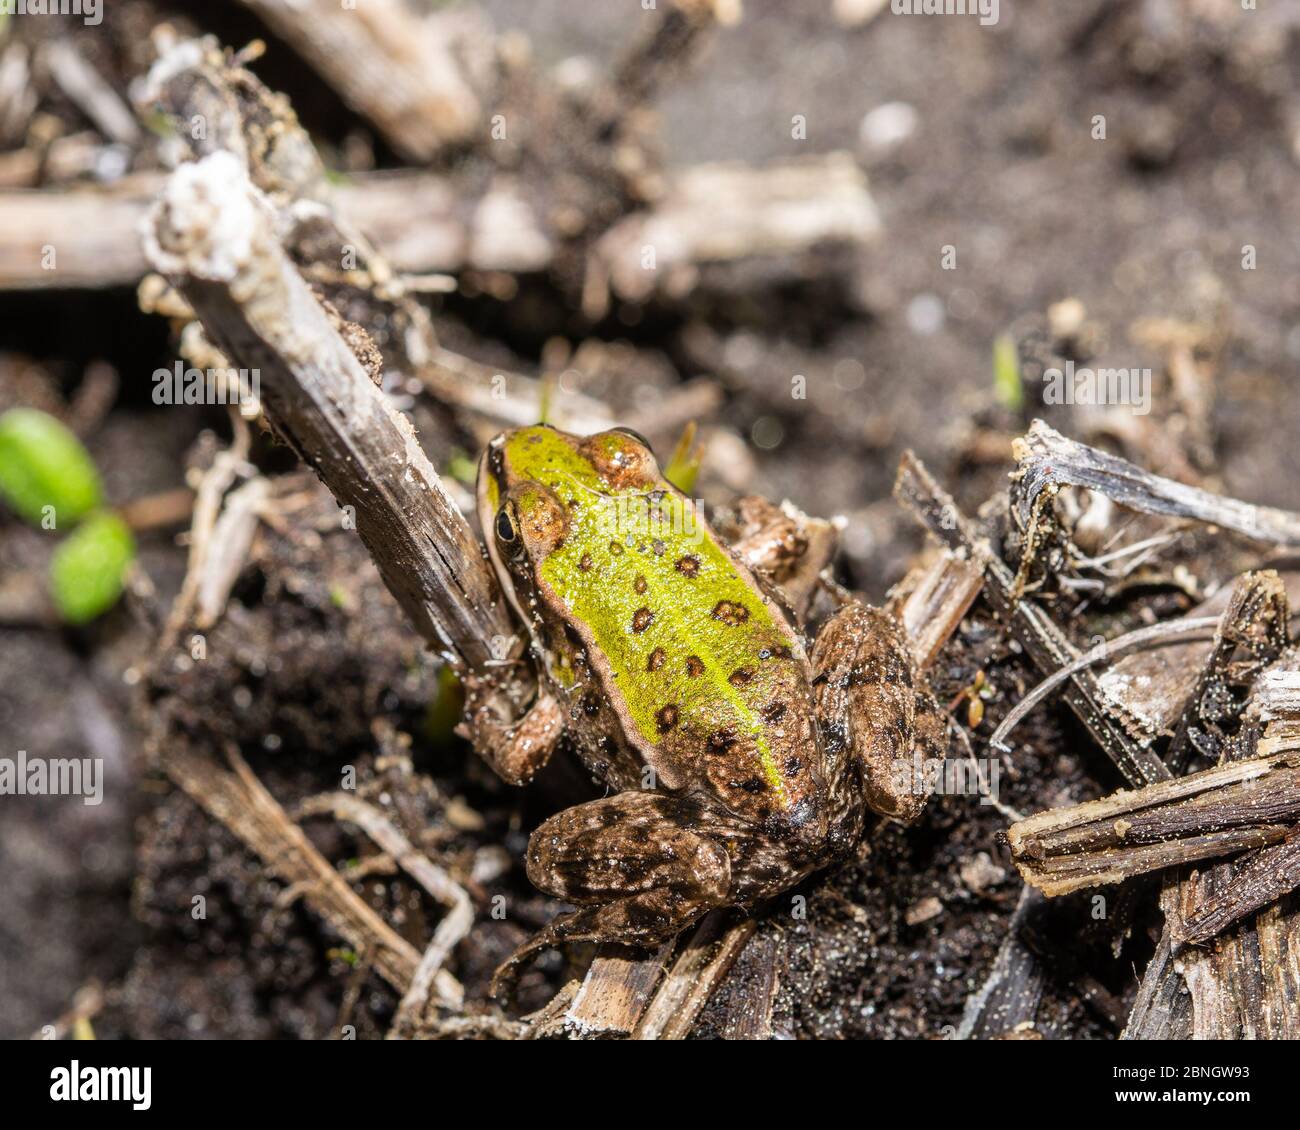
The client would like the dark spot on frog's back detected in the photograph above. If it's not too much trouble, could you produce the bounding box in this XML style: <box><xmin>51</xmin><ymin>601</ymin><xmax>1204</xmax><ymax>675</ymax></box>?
<box><xmin>708</xmin><ymin>728</ymin><xmax>737</xmax><ymax>753</ymax></box>
<box><xmin>762</xmin><ymin>701</ymin><xmax>787</xmax><ymax>723</ymax></box>
<box><xmin>578</xmin><ymin>553</ymin><xmax>594</xmax><ymax>572</ymax></box>
<box><xmin>632</xmin><ymin>607</ymin><xmax>655</xmax><ymax>633</ymax></box>
<box><xmin>647</xmin><ymin>647</ymin><xmax>666</xmax><ymax>672</ymax></box>
<box><xmin>712</xmin><ymin>600</ymin><xmax>749</xmax><ymax>626</ymax></box>
<box><xmin>634</xmin><ymin>573</ymin><xmax>648</xmax><ymax>594</ymax></box>
<box><xmin>686</xmin><ymin>655</ymin><xmax>705</xmax><ymax>678</ymax></box>
<box><xmin>728</xmin><ymin>667</ymin><xmax>755</xmax><ymax>687</ymax></box>
<box><xmin>675</xmin><ymin>555</ymin><xmax>700</xmax><ymax>577</ymax></box>
<box><xmin>655</xmin><ymin>704</ymin><xmax>679</xmax><ymax>732</ymax></box>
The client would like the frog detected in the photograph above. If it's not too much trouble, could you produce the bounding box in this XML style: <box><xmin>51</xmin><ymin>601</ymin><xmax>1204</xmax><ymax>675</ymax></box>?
<box><xmin>464</xmin><ymin>424</ymin><xmax>948</xmax><ymax>990</ymax></box>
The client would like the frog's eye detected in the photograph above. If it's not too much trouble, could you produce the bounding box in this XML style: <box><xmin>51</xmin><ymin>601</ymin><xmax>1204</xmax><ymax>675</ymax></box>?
<box><xmin>610</xmin><ymin>426</ymin><xmax>652</xmax><ymax>451</ymax></box>
<box><xmin>495</xmin><ymin>507</ymin><xmax>518</xmax><ymax>546</ymax></box>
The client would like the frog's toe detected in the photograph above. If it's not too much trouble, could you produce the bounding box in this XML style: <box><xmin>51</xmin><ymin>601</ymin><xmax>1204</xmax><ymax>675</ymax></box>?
<box><xmin>490</xmin><ymin>888</ymin><xmax>719</xmax><ymax>999</ymax></box>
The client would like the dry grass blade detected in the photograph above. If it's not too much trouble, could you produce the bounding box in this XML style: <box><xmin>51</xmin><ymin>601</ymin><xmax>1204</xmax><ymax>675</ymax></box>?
<box><xmin>295</xmin><ymin>792</ymin><xmax>474</xmax><ymax>1034</ymax></box>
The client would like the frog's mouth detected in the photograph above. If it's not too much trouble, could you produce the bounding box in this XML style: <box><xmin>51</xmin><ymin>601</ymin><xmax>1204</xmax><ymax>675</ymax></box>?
<box><xmin>476</xmin><ymin>440</ymin><xmax>537</xmax><ymax>664</ymax></box>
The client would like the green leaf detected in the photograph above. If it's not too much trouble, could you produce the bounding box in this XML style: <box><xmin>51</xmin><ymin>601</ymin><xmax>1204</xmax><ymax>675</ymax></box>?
<box><xmin>49</xmin><ymin>511</ymin><xmax>135</xmax><ymax>625</ymax></box>
<box><xmin>0</xmin><ymin>408</ymin><xmax>103</xmax><ymax>528</ymax></box>
<box><xmin>992</xmin><ymin>334</ymin><xmax>1023</xmax><ymax>412</ymax></box>
<box><xmin>663</xmin><ymin>421</ymin><xmax>702</xmax><ymax>494</ymax></box>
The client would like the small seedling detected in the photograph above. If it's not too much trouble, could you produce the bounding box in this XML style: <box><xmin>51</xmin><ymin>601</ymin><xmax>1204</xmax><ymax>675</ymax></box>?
<box><xmin>0</xmin><ymin>407</ymin><xmax>136</xmax><ymax>624</ymax></box>
<box><xmin>992</xmin><ymin>333</ymin><xmax>1023</xmax><ymax>412</ymax></box>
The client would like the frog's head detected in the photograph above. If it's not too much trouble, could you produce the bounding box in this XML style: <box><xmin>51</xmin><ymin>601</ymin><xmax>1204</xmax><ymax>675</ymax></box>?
<box><xmin>477</xmin><ymin>424</ymin><xmax>664</xmax><ymax>605</ymax></box>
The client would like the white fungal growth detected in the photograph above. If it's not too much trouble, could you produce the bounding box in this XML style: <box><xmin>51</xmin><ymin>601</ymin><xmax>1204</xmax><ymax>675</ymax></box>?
<box><xmin>143</xmin><ymin>151</ymin><xmax>259</xmax><ymax>282</ymax></box>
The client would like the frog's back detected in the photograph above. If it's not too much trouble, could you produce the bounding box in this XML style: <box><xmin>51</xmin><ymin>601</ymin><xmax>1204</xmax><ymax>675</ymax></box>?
<box><xmin>501</xmin><ymin>427</ymin><xmax>826</xmax><ymax>831</ymax></box>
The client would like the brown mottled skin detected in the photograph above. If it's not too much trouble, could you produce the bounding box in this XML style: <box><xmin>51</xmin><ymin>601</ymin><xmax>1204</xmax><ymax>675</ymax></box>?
<box><xmin>467</xmin><ymin>427</ymin><xmax>948</xmax><ymax>990</ymax></box>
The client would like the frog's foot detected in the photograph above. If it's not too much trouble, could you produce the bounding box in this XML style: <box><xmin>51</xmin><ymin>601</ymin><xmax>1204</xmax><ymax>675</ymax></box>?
<box><xmin>490</xmin><ymin>791</ymin><xmax>732</xmax><ymax>996</ymax></box>
<box><xmin>456</xmin><ymin>675</ymin><xmax>564</xmax><ymax>786</ymax></box>
<box><xmin>811</xmin><ymin>601</ymin><xmax>949</xmax><ymax>825</ymax></box>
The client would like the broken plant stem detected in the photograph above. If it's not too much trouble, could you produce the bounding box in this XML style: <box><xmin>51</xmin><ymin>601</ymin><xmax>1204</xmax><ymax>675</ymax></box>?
<box><xmin>1007</xmin><ymin>750</ymin><xmax>1300</xmax><ymax>896</ymax></box>
<box><xmin>895</xmin><ymin>450</ymin><xmax>1170</xmax><ymax>786</ymax></box>
<box><xmin>143</xmin><ymin>151</ymin><xmax>514</xmax><ymax>675</ymax></box>
<box><xmin>988</xmin><ymin>617</ymin><xmax>1222</xmax><ymax>753</ymax></box>
<box><xmin>1015</xmin><ymin>420</ymin><xmax>1300</xmax><ymax>547</ymax></box>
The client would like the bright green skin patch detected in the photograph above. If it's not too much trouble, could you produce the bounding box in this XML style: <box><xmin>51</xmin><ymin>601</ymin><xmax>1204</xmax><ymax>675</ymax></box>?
<box><xmin>487</xmin><ymin>427</ymin><xmax>811</xmax><ymax>809</ymax></box>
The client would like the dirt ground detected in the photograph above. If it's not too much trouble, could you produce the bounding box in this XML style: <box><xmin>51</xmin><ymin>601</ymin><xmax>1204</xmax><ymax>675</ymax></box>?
<box><xmin>2</xmin><ymin>0</ymin><xmax>1298</xmax><ymax>1039</ymax></box>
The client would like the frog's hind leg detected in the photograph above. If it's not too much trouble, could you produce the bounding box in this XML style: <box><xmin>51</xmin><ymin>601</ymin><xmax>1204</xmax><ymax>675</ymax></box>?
<box><xmin>491</xmin><ymin>791</ymin><xmax>733</xmax><ymax>995</ymax></box>
<box><xmin>811</xmin><ymin>601</ymin><xmax>949</xmax><ymax>828</ymax></box>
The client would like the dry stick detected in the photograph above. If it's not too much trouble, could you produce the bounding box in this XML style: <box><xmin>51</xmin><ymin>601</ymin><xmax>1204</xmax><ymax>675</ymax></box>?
<box><xmin>418</xmin><ymin>345</ymin><xmax>723</xmax><ymax>447</ymax></box>
<box><xmin>0</xmin><ymin>154</ymin><xmax>878</xmax><ymax>290</ymax></box>
<box><xmin>42</xmin><ymin>39</ymin><xmax>142</xmax><ymax>147</ymax></box>
<box><xmin>1097</xmin><ymin>572</ymin><xmax>1300</xmax><ymax>746</ymax></box>
<box><xmin>1180</xmin><ymin>658</ymin><xmax>1300</xmax><ymax>944</ymax></box>
<box><xmin>955</xmin><ymin>887</ymin><xmax>1045</xmax><ymax>1040</ymax></box>
<box><xmin>297</xmin><ymin>793</ymin><xmax>474</xmax><ymax>1033</ymax></box>
<box><xmin>987</xmin><ymin>617</ymin><xmax>1223</xmax><ymax>754</ymax></box>
<box><xmin>29</xmin><ymin>982</ymin><xmax>105</xmax><ymax>1042</ymax></box>
<box><xmin>888</xmin><ymin>550</ymin><xmax>985</xmax><ymax>672</ymax></box>
<box><xmin>194</xmin><ymin>475</ymin><xmax>270</xmax><ymax>630</ymax></box>
<box><xmin>593</xmin><ymin>153</ymin><xmax>881</xmax><ymax>306</ymax></box>
<box><xmin>612</xmin><ymin>0</ymin><xmax>738</xmax><ymax>109</ymax></box>
<box><xmin>1123</xmin><ymin>576</ymin><xmax>1297</xmax><ymax>1038</ymax></box>
<box><xmin>143</xmin><ymin>152</ymin><xmax>513</xmax><ymax>673</ymax></box>
<box><xmin>159</xmin><ymin>409</ymin><xmax>251</xmax><ymax>652</ymax></box>
<box><xmin>563</xmin><ymin>943</ymin><xmax>676</xmax><ymax>1038</ymax></box>
<box><xmin>714</xmin><ymin>929</ymin><xmax>782</xmax><ymax>1040</ymax></box>
<box><xmin>632</xmin><ymin>916</ymin><xmax>759</xmax><ymax>1041</ymax></box>
<box><xmin>1006</xmin><ymin>751</ymin><xmax>1300</xmax><ymax>895</ymax></box>
<box><xmin>235</xmin><ymin>0</ymin><xmax>485</xmax><ymax>161</ymax></box>
<box><xmin>1178</xmin><ymin>829</ymin><xmax>1300</xmax><ymax>946</ymax></box>
<box><xmin>117</xmin><ymin>486</ymin><xmax>195</xmax><ymax>533</ymax></box>
<box><xmin>1014</xmin><ymin>419</ymin><xmax>1300</xmax><ymax>546</ymax></box>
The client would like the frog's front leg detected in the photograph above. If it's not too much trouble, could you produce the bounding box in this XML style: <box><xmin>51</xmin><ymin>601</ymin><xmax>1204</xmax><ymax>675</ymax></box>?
<box><xmin>456</xmin><ymin>672</ymin><xmax>565</xmax><ymax>786</ymax></box>
<box><xmin>728</xmin><ymin>496</ymin><xmax>838</xmax><ymax>625</ymax></box>
<box><xmin>491</xmin><ymin>791</ymin><xmax>732</xmax><ymax>994</ymax></box>
<box><xmin>811</xmin><ymin>601</ymin><xmax>949</xmax><ymax>826</ymax></box>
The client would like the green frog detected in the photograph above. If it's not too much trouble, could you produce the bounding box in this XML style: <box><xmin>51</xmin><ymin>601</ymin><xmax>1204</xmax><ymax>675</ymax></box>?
<box><xmin>464</xmin><ymin>425</ymin><xmax>947</xmax><ymax>988</ymax></box>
